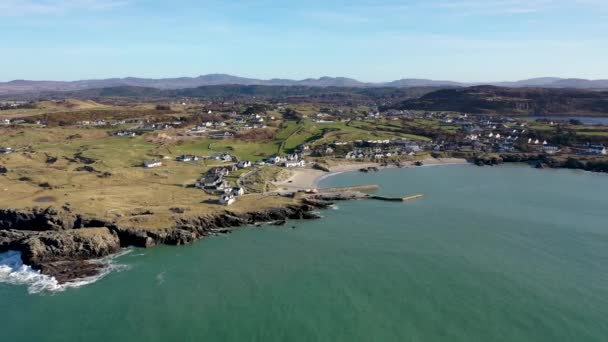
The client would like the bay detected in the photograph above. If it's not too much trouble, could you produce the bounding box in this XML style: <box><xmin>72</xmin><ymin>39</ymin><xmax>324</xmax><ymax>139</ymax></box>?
<box><xmin>1</xmin><ymin>164</ymin><xmax>607</xmax><ymax>342</ymax></box>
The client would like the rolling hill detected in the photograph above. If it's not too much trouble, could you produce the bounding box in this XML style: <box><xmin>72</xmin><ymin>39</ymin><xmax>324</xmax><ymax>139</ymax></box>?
<box><xmin>386</xmin><ymin>86</ymin><xmax>608</xmax><ymax>116</ymax></box>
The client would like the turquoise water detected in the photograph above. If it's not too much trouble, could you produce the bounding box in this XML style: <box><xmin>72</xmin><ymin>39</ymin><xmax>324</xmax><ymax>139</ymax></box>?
<box><xmin>2</xmin><ymin>164</ymin><xmax>608</xmax><ymax>341</ymax></box>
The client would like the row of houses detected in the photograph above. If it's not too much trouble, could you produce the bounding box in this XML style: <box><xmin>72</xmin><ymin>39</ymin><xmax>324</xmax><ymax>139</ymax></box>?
<box><xmin>195</xmin><ymin>161</ymin><xmax>251</xmax><ymax>192</ymax></box>
<box><xmin>266</xmin><ymin>154</ymin><xmax>306</xmax><ymax>168</ymax></box>
<box><xmin>113</xmin><ymin>131</ymin><xmax>137</xmax><ymax>137</ymax></box>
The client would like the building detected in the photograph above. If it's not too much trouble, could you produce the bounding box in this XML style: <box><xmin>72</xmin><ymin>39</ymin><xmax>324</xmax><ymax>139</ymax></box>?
<box><xmin>219</xmin><ymin>194</ymin><xmax>236</xmax><ymax>205</ymax></box>
<box><xmin>114</xmin><ymin>131</ymin><xmax>136</xmax><ymax>137</ymax></box>
<box><xmin>231</xmin><ymin>187</ymin><xmax>245</xmax><ymax>197</ymax></box>
<box><xmin>237</xmin><ymin>160</ymin><xmax>252</xmax><ymax>169</ymax></box>
<box><xmin>284</xmin><ymin>160</ymin><xmax>306</xmax><ymax>168</ymax></box>
<box><xmin>403</xmin><ymin>143</ymin><xmax>421</xmax><ymax>152</ymax></box>
<box><xmin>143</xmin><ymin>160</ymin><xmax>162</xmax><ymax>168</ymax></box>
<box><xmin>267</xmin><ymin>155</ymin><xmax>286</xmax><ymax>164</ymax></box>
<box><xmin>588</xmin><ymin>145</ymin><xmax>607</xmax><ymax>155</ymax></box>
<box><xmin>211</xmin><ymin>153</ymin><xmax>233</xmax><ymax>162</ymax></box>
<box><xmin>177</xmin><ymin>155</ymin><xmax>199</xmax><ymax>162</ymax></box>
<box><xmin>196</xmin><ymin>174</ymin><xmax>228</xmax><ymax>190</ymax></box>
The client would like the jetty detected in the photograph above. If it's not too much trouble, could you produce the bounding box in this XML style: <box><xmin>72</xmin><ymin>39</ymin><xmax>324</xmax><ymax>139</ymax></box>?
<box><xmin>312</xmin><ymin>190</ymin><xmax>424</xmax><ymax>203</ymax></box>
<box><xmin>370</xmin><ymin>194</ymin><xmax>424</xmax><ymax>202</ymax></box>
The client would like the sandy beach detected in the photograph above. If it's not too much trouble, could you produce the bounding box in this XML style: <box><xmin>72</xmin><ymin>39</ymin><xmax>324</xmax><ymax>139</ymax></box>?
<box><xmin>272</xmin><ymin>158</ymin><xmax>467</xmax><ymax>192</ymax></box>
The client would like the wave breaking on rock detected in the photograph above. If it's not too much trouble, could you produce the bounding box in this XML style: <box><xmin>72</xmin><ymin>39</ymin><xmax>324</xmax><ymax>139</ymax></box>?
<box><xmin>0</xmin><ymin>249</ymin><xmax>130</xmax><ymax>294</ymax></box>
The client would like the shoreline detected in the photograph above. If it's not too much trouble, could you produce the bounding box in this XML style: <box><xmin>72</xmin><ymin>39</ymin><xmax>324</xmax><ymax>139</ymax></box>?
<box><xmin>272</xmin><ymin>158</ymin><xmax>468</xmax><ymax>192</ymax></box>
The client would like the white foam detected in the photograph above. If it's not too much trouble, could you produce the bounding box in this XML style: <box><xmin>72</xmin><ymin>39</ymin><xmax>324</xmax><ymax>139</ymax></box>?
<box><xmin>0</xmin><ymin>249</ymin><xmax>132</xmax><ymax>294</ymax></box>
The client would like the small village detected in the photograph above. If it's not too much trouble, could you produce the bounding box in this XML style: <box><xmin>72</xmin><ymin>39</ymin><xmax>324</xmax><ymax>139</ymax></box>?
<box><xmin>2</xmin><ymin>98</ymin><xmax>608</xmax><ymax>208</ymax></box>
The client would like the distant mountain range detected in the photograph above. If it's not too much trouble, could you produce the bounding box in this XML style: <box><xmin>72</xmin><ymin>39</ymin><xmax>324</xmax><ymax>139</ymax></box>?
<box><xmin>1</xmin><ymin>74</ymin><xmax>608</xmax><ymax>95</ymax></box>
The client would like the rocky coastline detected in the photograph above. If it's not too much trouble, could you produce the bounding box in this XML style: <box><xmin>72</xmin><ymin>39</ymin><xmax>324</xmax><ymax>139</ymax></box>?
<box><xmin>469</xmin><ymin>153</ymin><xmax>608</xmax><ymax>173</ymax></box>
<box><xmin>0</xmin><ymin>199</ymin><xmax>333</xmax><ymax>283</ymax></box>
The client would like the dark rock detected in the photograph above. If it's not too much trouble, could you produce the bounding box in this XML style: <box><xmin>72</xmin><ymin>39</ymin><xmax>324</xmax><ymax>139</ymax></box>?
<box><xmin>0</xmin><ymin>207</ymin><xmax>79</xmax><ymax>231</ymax></box>
<box><xmin>37</xmin><ymin>260</ymin><xmax>103</xmax><ymax>284</ymax></box>
<box><xmin>0</xmin><ymin>230</ymin><xmax>31</xmax><ymax>253</ymax></box>
<box><xmin>73</xmin><ymin>153</ymin><xmax>97</xmax><ymax>165</ymax></box>
<box><xmin>45</xmin><ymin>156</ymin><xmax>58</xmax><ymax>164</ymax></box>
<box><xmin>19</xmin><ymin>228</ymin><xmax>120</xmax><ymax>265</ymax></box>
<box><xmin>75</xmin><ymin>165</ymin><xmax>99</xmax><ymax>173</ymax></box>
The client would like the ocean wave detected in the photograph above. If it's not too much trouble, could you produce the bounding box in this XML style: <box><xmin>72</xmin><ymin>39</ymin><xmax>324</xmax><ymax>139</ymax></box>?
<box><xmin>0</xmin><ymin>249</ymin><xmax>132</xmax><ymax>294</ymax></box>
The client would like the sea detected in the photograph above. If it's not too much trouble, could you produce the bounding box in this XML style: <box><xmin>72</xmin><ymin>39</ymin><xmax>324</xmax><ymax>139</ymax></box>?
<box><xmin>1</xmin><ymin>164</ymin><xmax>607</xmax><ymax>341</ymax></box>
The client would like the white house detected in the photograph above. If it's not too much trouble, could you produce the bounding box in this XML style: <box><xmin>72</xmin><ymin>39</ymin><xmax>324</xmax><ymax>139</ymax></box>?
<box><xmin>284</xmin><ymin>160</ymin><xmax>306</xmax><ymax>168</ymax></box>
<box><xmin>588</xmin><ymin>145</ymin><xmax>607</xmax><ymax>155</ymax></box>
<box><xmin>144</xmin><ymin>160</ymin><xmax>162</xmax><ymax>168</ymax></box>
<box><xmin>237</xmin><ymin>160</ymin><xmax>252</xmax><ymax>169</ymax></box>
<box><xmin>211</xmin><ymin>153</ymin><xmax>233</xmax><ymax>162</ymax></box>
<box><xmin>231</xmin><ymin>187</ymin><xmax>245</xmax><ymax>197</ymax></box>
<box><xmin>219</xmin><ymin>194</ymin><xmax>236</xmax><ymax>205</ymax></box>
<box><xmin>177</xmin><ymin>155</ymin><xmax>199</xmax><ymax>162</ymax></box>
<box><xmin>115</xmin><ymin>131</ymin><xmax>136</xmax><ymax>137</ymax></box>
<box><xmin>286</xmin><ymin>153</ymin><xmax>300</xmax><ymax>161</ymax></box>
<box><xmin>267</xmin><ymin>155</ymin><xmax>286</xmax><ymax>164</ymax></box>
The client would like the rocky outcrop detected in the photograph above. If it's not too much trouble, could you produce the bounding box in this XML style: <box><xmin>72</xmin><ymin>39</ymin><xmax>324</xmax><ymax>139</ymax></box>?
<box><xmin>19</xmin><ymin>228</ymin><xmax>120</xmax><ymax>265</ymax></box>
<box><xmin>1</xmin><ymin>228</ymin><xmax>121</xmax><ymax>283</ymax></box>
<box><xmin>38</xmin><ymin>260</ymin><xmax>104</xmax><ymax>284</ymax></box>
<box><xmin>467</xmin><ymin>152</ymin><xmax>608</xmax><ymax>174</ymax></box>
<box><xmin>113</xmin><ymin>203</ymin><xmax>329</xmax><ymax>247</ymax></box>
<box><xmin>0</xmin><ymin>207</ymin><xmax>79</xmax><ymax>231</ymax></box>
<box><xmin>474</xmin><ymin>155</ymin><xmax>504</xmax><ymax>166</ymax></box>
<box><xmin>0</xmin><ymin>200</ymin><xmax>333</xmax><ymax>283</ymax></box>
<box><xmin>0</xmin><ymin>206</ymin><xmax>112</xmax><ymax>231</ymax></box>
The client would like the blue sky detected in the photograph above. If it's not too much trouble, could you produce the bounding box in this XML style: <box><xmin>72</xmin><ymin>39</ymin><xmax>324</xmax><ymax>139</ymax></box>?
<box><xmin>1</xmin><ymin>0</ymin><xmax>607</xmax><ymax>82</ymax></box>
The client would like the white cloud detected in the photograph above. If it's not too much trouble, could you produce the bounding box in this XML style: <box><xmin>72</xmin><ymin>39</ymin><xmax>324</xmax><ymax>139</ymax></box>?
<box><xmin>0</xmin><ymin>0</ymin><xmax>129</xmax><ymax>16</ymax></box>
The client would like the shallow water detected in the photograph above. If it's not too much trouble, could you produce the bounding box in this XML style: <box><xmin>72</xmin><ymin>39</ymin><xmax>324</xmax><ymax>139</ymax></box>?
<box><xmin>1</xmin><ymin>164</ymin><xmax>607</xmax><ymax>341</ymax></box>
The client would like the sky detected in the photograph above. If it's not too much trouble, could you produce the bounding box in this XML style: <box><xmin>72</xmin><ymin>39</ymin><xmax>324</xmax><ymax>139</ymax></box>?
<box><xmin>1</xmin><ymin>0</ymin><xmax>607</xmax><ymax>82</ymax></box>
